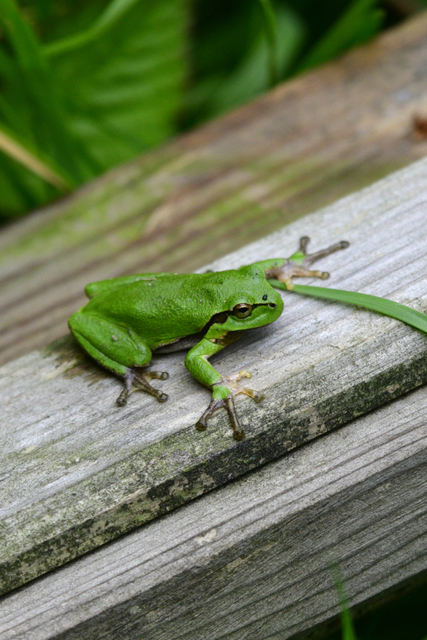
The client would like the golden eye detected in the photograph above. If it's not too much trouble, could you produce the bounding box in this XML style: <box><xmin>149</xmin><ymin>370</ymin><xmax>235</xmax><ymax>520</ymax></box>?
<box><xmin>233</xmin><ymin>303</ymin><xmax>253</xmax><ymax>318</ymax></box>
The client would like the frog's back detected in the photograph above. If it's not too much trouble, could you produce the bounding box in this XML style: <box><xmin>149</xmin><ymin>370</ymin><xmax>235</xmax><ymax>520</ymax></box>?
<box><xmin>81</xmin><ymin>270</ymin><xmax>254</xmax><ymax>349</ymax></box>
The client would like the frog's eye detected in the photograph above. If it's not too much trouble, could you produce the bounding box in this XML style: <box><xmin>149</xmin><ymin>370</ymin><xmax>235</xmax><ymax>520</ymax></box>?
<box><xmin>233</xmin><ymin>303</ymin><xmax>253</xmax><ymax>318</ymax></box>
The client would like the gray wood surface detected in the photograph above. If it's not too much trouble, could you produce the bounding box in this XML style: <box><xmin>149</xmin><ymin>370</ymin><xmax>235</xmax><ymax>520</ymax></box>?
<box><xmin>2</xmin><ymin>12</ymin><xmax>427</xmax><ymax>365</ymax></box>
<box><xmin>0</xmin><ymin>384</ymin><xmax>426</xmax><ymax>640</ymax></box>
<box><xmin>1</xmin><ymin>158</ymin><xmax>427</xmax><ymax>596</ymax></box>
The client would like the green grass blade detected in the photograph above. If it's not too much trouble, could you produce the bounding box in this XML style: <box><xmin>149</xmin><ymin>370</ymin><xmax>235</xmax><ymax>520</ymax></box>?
<box><xmin>269</xmin><ymin>282</ymin><xmax>427</xmax><ymax>334</ymax></box>
<box><xmin>330</xmin><ymin>565</ymin><xmax>358</xmax><ymax>640</ymax></box>
<box><xmin>0</xmin><ymin>121</ymin><xmax>72</xmax><ymax>189</ymax></box>
<box><xmin>341</xmin><ymin>608</ymin><xmax>358</xmax><ymax>640</ymax></box>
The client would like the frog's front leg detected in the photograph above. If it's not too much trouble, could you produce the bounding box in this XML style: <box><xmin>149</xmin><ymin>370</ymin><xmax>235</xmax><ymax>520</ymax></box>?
<box><xmin>185</xmin><ymin>331</ymin><xmax>262</xmax><ymax>441</ymax></box>
<box><xmin>197</xmin><ymin>369</ymin><xmax>264</xmax><ymax>441</ymax></box>
<box><xmin>68</xmin><ymin>313</ymin><xmax>169</xmax><ymax>405</ymax></box>
<box><xmin>260</xmin><ymin>236</ymin><xmax>349</xmax><ymax>289</ymax></box>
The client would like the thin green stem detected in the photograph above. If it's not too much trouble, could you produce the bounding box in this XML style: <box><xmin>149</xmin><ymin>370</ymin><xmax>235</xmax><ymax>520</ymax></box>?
<box><xmin>43</xmin><ymin>0</ymin><xmax>140</xmax><ymax>57</ymax></box>
<box><xmin>257</xmin><ymin>0</ymin><xmax>279</xmax><ymax>87</ymax></box>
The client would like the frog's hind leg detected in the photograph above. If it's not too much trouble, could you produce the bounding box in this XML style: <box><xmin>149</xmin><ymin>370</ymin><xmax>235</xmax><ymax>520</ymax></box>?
<box><xmin>68</xmin><ymin>313</ymin><xmax>169</xmax><ymax>406</ymax></box>
<box><xmin>116</xmin><ymin>369</ymin><xmax>168</xmax><ymax>406</ymax></box>
<box><xmin>266</xmin><ymin>236</ymin><xmax>349</xmax><ymax>289</ymax></box>
<box><xmin>296</xmin><ymin>236</ymin><xmax>349</xmax><ymax>266</ymax></box>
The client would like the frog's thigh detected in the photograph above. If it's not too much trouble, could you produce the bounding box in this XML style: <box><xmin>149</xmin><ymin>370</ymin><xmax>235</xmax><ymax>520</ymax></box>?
<box><xmin>69</xmin><ymin>313</ymin><xmax>152</xmax><ymax>376</ymax></box>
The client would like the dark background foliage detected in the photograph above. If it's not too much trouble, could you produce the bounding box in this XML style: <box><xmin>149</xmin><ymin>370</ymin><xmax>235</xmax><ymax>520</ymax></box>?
<box><xmin>0</xmin><ymin>0</ymin><xmax>416</xmax><ymax>222</ymax></box>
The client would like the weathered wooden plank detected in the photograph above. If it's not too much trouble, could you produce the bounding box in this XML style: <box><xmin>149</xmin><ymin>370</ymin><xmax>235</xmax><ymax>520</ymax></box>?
<box><xmin>1</xmin><ymin>158</ymin><xmax>427</xmax><ymax>595</ymax></box>
<box><xmin>0</xmin><ymin>384</ymin><xmax>426</xmax><ymax>640</ymax></box>
<box><xmin>2</xmin><ymin>14</ymin><xmax>427</xmax><ymax>365</ymax></box>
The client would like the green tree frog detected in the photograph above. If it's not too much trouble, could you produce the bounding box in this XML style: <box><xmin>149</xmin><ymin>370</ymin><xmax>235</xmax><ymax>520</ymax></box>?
<box><xmin>69</xmin><ymin>237</ymin><xmax>348</xmax><ymax>440</ymax></box>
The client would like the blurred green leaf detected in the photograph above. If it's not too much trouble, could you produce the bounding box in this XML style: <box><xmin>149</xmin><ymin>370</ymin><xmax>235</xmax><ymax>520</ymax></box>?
<box><xmin>0</xmin><ymin>0</ymin><xmax>95</xmax><ymax>218</ymax></box>
<box><xmin>297</xmin><ymin>0</ymin><xmax>384</xmax><ymax>72</ymax></box>
<box><xmin>256</xmin><ymin>0</ymin><xmax>279</xmax><ymax>86</ymax></box>
<box><xmin>0</xmin><ymin>0</ymin><xmax>92</xmax><ymax>179</ymax></box>
<box><xmin>186</xmin><ymin>3</ymin><xmax>304</xmax><ymax>123</ymax></box>
<box><xmin>46</xmin><ymin>0</ymin><xmax>189</xmax><ymax>170</ymax></box>
<box><xmin>181</xmin><ymin>0</ymin><xmax>385</xmax><ymax>128</ymax></box>
<box><xmin>0</xmin><ymin>0</ymin><xmax>403</xmax><ymax>222</ymax></box>
<box><xmin>0</xmin><ymin>0</ymin><xmax>188</xmax><ymax>221</ymax></box>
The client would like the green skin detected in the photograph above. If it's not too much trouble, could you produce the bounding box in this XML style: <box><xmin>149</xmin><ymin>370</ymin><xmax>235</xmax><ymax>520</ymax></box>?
<box><xmin>69</xmin><ymin>237</ymin><xmax>348</xmax><ymax>440</ymax></box>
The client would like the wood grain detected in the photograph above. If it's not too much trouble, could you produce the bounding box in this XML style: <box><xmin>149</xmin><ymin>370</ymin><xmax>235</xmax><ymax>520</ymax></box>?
<box><xmin>0</xmin><ymin>384</ymin><xmax>425</xmax><ymax>639</ymax></box>
<box><xmin>2</xmin><ymin>14</ymin><xmax>427</xmax><ymax>365</ymax></box>
<box><xmin>1</xmin><ymin>157</ymin><xmax>427</xmax><ymax>595</ymax></box>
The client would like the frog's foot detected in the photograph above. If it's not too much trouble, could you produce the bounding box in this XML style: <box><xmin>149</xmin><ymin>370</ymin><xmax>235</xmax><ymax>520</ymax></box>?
<box><xmin>267</xmin><ymin>236</ymin><xmax>349</xmax><ymax>290</ymax></box>
<box><xmin>195</xmin><ymin>370</ymin><xmax>264</xmax><ymax>441</ymax></box>
<box><xmin>116</xmin><ymin>368</ymin><xmax>169</xmax><ymax>406</ymax></box>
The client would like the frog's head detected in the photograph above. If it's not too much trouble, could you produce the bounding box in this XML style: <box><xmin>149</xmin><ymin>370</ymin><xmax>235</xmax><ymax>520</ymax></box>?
<box><xmin>219</xmin><ymin>265</ymin><xmax>284</xmax><ymax>332</ymax></box>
